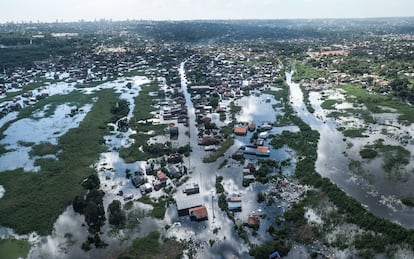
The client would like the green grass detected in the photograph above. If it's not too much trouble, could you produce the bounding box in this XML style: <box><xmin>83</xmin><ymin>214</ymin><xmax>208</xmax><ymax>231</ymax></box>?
<box><xmin>339</xmin><ymin>84</ymin><xmax>414</xmax><ymax>124</ymax></box>
<box><xmin>342</xmin><ymin>128</ymin><xmax>369</xmax><ymax>138</ymax></box>
<box><xmin>0</xmin><ymin>89</ymin><xmax>117</xmax><ymax>235</ymax></box>
<box><xmin>119</xmin><ymin>81</ymin><xmax>166</xmax><ymax>162</ymax></box>
<box><xmin>321</xmin><ymin>99</ymin><xmax>341</xmax><ymax>110</ymax></box>
<box><xmin>137</xmin><ymin>196</ymin><xmax>167</xmax><ymax>220</ymax></box>
<box><xmin>29</xmin><ymin>142</ymin><xmax>60</xmax><ymax>157</ymax></box>
<box><xmin>203</xmin><ymin>138</ymin><xmax>234</xmax><ymax>163</ymax></box>
<box><xmin>263</xmin><ymin>86</ymin><xmax>288</xmax><ymax>101</ymax></box>
<box><xmin>363</xmin><ymin>139</ymin><xmax>411</xmax><ymax>176</ymax></box>
<box><xmin>292</xmin><ymin>61</ymin><xmax>330</xmax><ymax>82</ymax></box>
<box><xmin>18</xmin><ymin>90</ymin><xmax>93</xmax><ymax>120</ymax></box>
<box><xmin>0</xmin><ymin>77</ymin><xmax>58</xmax><ymax>102</ymax></box>
<box><xmin>119</xmin><ymin>231</ymin><xmax>184</xmax><ymax>259</ymax></box>
<box><xmin>0</xmin><ymin>239</ymin><xmax>31</xmax><ymax>259</ymax></box>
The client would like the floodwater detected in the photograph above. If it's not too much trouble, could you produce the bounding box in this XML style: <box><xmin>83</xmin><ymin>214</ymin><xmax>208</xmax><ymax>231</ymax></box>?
<box><xmin>0</xmin><ymin>103</ymin><xmax>92</xmax><ymax>172</ymax></box>
<box><xmin>166</xmin><ymin>63</ymin><xmax>307</xmax><ymax>258</ymax></box>
<box><xmin>286</xmin><ymin>72</ymin><xmax>414</xmax><ymax>228</ymax></box>
<box><xmin>0</xmin><ymin>76</ymin><xmax>150</xmax><ymax>172</ymax></box>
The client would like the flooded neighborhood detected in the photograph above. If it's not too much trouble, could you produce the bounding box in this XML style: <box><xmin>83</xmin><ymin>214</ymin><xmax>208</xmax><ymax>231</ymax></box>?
<box><xmin>1</xmin><ymin>12</ymin><xmax>414</xmax><ymax>259</ymax></box>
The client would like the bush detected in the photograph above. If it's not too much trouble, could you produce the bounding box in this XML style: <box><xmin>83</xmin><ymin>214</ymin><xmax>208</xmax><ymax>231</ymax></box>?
<box><xmin>359</xmin><ymin>148</ymin><xmax>378</xmax><ymax>159</ymax></box>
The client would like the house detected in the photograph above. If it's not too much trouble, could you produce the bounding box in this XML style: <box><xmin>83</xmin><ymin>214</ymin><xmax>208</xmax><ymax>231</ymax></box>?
<box><xmin>176</xmin><ymin>194</ymin><xmax>203</xmax><ymax>216</ymax></box>
<box><xmin>153</xmin><ymin>180</ymin><xmax>166</xmax><ymax>191</ymax></box>
<box><xmin>259</xmin><ymin>122</ymin><xmax>273</xmax><ymax>131</ymax></box>
<box><xmin>140</xmin><ymin>183</ymin><xmax>153</xmax><ymax>194</ymax></box>
<box><xmin>248</xmin><ymin>122</ymin><xmax>256</xmax><ymax>132</ymax></box>
<box><xmin>169</xmin><ymin>124</ymin><xmax>179</xmax><ymax>139</ymax></box>
<box><xmin>189</xmin><ymin>205</ymin><xmax>208</xmax><ymax>221</ymax></box>
<box><xmin>166</xmin><ymin>165</ymin><xmax>182</xmax><ymax>179</ymax></box>
<box><xmin>132</xmin><ymin>175</ymin><xmax>146</xmax><ymax>187</ymax></box>
<box><xmin>245</xmin><ymin>162</ymin><xmax>256</xmax><ymax>174</ymax></box>
<box><xmin>232</xmin><ymin>150</ymin><xmax>244</xmax><ymax>160</ymax></box>
<box><xmin>256</xmin><ymin>146</ymin><xmax>270</xmax><ymax>156</ymax></box>
<box><xmin>255</xmin><ymin>138</ymin><xmax>265</xmax><ymax>146</ymax></box>
<box><xmin>145</xmin><ymin>163</ymin><xmax>154</xmax><ymax>175</ymax></box>
<box><xmin>204</xmin><ymin>145</ymin><xmax>216</xmax><ymax>151</ymax></box>
<box><xmin>189</xmin><ymin>85</ymin><xmax>213</xmax><ymax>93</ymax></box>
<box><xmin>234</xmin><ymin>127</ymin><xmax>247</xmax><ymax>136</ymax></box>
<box><xmin>198</xmin><ymin>135</ymin><xmax>218</xmax><ymax>146</ymax></box>
<box><xmin>258</xmin><ymin>131</ymin><xmax>269</xmax><ymax>139</ymax></box>
<box><xmin>156</xmin><ymin>171</ymin><xmax>168</xmax><ymax>183</ymax></box>
<box><xmin>167</xmin><ymin>153</ymin><xmax>183</xmax><ymax>163</ymax></box>
<box><xmin>246</xmin><ymin>214</ymin><xmax>260</xmax><ymax>228</ymax></box>
<box><xmin>183</xmin><ymin>183</ymin><xmax>200</xmax><ymax>195</ymax></box>
<box><xmin>228</xmin><ymin>195</ymin><xmax>242</xmax><ymax>212</ymax></box>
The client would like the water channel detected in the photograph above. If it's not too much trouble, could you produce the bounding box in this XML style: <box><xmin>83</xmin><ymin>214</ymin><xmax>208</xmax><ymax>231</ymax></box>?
<box><xmin>286</xmin><ymin>71</ymin><xmax>414</xmax><ymax>228</ymax></box>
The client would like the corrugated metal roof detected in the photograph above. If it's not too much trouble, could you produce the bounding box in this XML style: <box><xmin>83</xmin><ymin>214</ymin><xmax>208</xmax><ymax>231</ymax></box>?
<box><xmin>176</xmin><ymin>194</ymin><xmax>203</xmax><ymax>210</ymax></box>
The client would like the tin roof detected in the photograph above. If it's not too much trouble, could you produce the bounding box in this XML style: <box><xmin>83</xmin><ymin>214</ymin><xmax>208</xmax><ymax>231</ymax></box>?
<box><xmin>176</xmin><ymin>194</ymin><xmax>203</xmax><ymax>210</ymax></box>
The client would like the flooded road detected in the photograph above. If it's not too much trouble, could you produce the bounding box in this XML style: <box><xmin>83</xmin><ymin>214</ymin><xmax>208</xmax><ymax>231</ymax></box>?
<box><xmin>286</xmin><ymin>72</ymin><xmax>414</xmax><ymax>228</ymax></box>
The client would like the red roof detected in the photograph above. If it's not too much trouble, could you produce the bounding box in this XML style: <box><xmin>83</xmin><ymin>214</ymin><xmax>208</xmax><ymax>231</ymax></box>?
<box><xmin>247</xmin><ymin>214</ymin><xmax>260</xmax><ymax>226</ymax></box>
<box><xmin>189</xmin><ymin>206</ymin><xmax>208</xmax><ymax>219</ymax></box>
<box><xmin>256</xmin><ymin>146</ymin><xmax>269</xmax><ymax>153</ymax></box>
<box><xmin>234</xmin><ymin>127</ymin><xmax>247</xmax><ymax>135</ymax></box>
<box><xmin>156</xmin><ymin>171</ymin><xmax>168</xmax><ymax>181</ymax></box>
<box><xmin>228</xmin><ymin>196</ymin><xmax>242</xmax><ymax>202</ymax></box>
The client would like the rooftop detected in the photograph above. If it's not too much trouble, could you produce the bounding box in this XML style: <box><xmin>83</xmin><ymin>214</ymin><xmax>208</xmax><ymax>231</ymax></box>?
<box><xmin>176</xmin><ymin>194</ymin><xmax>203</xmax><ymax>211</ymax></box>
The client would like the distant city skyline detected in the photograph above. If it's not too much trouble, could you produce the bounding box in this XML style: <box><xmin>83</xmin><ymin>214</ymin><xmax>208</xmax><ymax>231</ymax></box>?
<box><xmin>0</xmin><ymin>0</ymin><xmax>413</xmax><ymax>23</ymax></box>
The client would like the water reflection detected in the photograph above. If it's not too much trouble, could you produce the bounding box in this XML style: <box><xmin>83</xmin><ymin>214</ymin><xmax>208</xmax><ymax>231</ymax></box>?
<box><xmin>286</xmin><ymin>72</ymin><xmax>414</xmax><ymax>228</ymax></box>
<box><xmin>0</xmin><ymin>104</ymin><xmax>92</xmax><ymax>172</ymax></box>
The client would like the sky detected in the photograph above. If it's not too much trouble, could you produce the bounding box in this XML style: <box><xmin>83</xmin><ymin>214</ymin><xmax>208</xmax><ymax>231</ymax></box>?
<box><xmin>0</xmin><ymin>0</ymin><xmax>413</xmax><ymax>23</ymax></box>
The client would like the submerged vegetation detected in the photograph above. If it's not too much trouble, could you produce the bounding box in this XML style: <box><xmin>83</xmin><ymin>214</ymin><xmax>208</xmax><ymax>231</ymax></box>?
<box><xmin>0</xmin><ymin>89</ymin><xmax>116</xmax><ymax>234</ymax></box>
<box><xmin>119</xmin><ymin>81</ymin><xmax>166</xmax><ymax>162</ymax></box>
<box><xmin>118</xmin><ymin>231</ymin><xmax>185</xmax><ymax>259</ymax></box>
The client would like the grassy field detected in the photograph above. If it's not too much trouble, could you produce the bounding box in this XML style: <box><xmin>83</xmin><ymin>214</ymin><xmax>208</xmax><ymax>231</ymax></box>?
<box><xmin>321</xmin><ymin>99</ymin><xmax>341</xmax><ymax>110</ymax></box>
<box><xmin>0</xmin><ymin>239</ymin><xmax>31</xmax><ymax>259</ymax></box>
<box><xmin>339</xmin><ymin>84</ymin><xmax>414</xmax><ymax>124</ymax></box>
<box><xmin>342</xmin><ymin>128</ymin><xmax>369</xmax><ymax>138</ymax></box>
<box><xmin>119</xmin><ymin>81</ymin><xmax>166</xmax><ymax>163</ymax></box>
<box><xmin>292</xmin><ymin>61</ymin><xmax>330</xmax><ymax>82</ymax></box>
<box><xmin>118</xmin><ymin>231</ymin><xmax>184</xmax><ymax>259</ymax></box>
<box><xmin>137</xmin><ymin>196</ymin><xmax>168</xmax><ymax>220</ymax></box>
<box><xmin>0</xmin><ymin>89</ymin><xmax>117</xmax><ymax>235</ymax></box>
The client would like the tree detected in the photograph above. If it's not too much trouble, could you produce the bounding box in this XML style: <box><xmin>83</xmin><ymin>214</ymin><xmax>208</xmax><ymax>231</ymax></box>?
<box><xmin>84</xmin><ymin>189</ymin><xmax>106</xmax><ymax>233</ymax></box>
<box><xmin>82</xmin><ymin>174</ymin><xmax>100</xmax><ymax>190</ymax></box>
<box><xmin>73</xmin><ymin>195</ymin><xmax>86</xmax><ymax>214</ymax></box>
<box><xmin>209</xmin><ymin>96</ymin><xmax>220</xmax><ymax>109</ymax></box>
<box><xmin>108</xmin><ymin>200</ymin><xmax>126</xmax><ymax>227</ymax></box>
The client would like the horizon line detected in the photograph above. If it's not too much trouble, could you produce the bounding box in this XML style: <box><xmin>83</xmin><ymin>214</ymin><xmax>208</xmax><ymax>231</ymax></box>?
<box><xmin>1</xmin><ymin>15</ymin><xmax>414</xmax><ymax>25</ymax></box>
